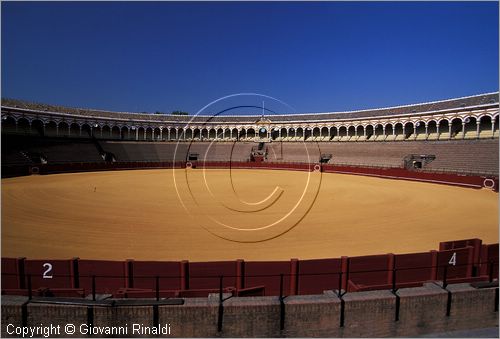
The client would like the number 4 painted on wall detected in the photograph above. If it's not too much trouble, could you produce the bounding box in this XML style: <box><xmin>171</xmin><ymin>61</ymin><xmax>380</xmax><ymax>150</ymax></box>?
<box><xmin>448</xmin><ymin>252</ymin><xmax>457</xmax><ymax>266</ymax></box>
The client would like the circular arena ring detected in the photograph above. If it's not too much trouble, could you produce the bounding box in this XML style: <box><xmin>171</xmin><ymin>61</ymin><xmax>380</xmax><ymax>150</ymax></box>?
<box><xmin>2</xmin><ymin>166</ymin><xmax>497</xmax><ymax>261</ymax></box>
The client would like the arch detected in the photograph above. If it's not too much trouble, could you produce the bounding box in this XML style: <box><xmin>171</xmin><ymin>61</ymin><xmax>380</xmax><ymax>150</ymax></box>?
<box><xmin>403</xmin><ymin>122</ymin><xmax>414</xmax><ymax>140</ymax></box>
<box><xmin>247</xmin><ymin>128</ymin><xmax>256</xmax><ymax>138</ymax></box>
<box><xmin>31</xmin><ymin>119</ymin><xmax>45</xmax><ymax>136</ymax></box>
<box><xmin>330</xmin><ymin>126</ymin><xmax>338</xmax><ymax>141</ymax></box>
<box><xmin>312</xmin><ymin>127</ymin><xmax>321</xmax><ymax>138</ymax></box>
<box><xmin>338</xmin><ymin>126</ymin><xmax>347</xmax><ymax>142</ymax></box>
<box><xmin>384</xmin><ymin>123</ymin><xmax>394</xmax><ymax>141</ymax></box>
<box><xmin>296</xmin><ymin>127</ymin><xmax>304</xmax><ymax>138</ymax></box>
<box><xmin>394</xmin><ymin>123</ymin><xmax>404</xmax><ymax>141</ymax></box>
<box><xmin>15</xmin><ymin>117</ymin><xmax>30</xmax><ymax>135</ymax></box>
<box><xmin>58</xmin><ymin>121</ymin><xmax>70</xmax><ymax>137</ymax></box>
<box><xmin>478</xmin><ymin>115</ymin><xmax>493</xmax><ymax>138</ymax></box>
<box><xmin>216</xmin><ymin>128</ymin><xmax>224</xmax><ymax>139</ymax></box>
<box><xmin>256</xmin><ymin>127</ymin><xmax>266</xmax><ymax>139</ymax></box>
<box><xmin>365</xmin><ymin>125</ymin><xmax>374</xmax><ymax>141</ymax></box>
<box><xmin>154</xmin><ymin>127</ymin><xmax>162</xmax><ymax>141</ymax></box>
<box><xmin>232</xmin><ymin>128</ymin><xmax>238</xmax><ymax>140</ymax></box>
<box><xmin>354</xmin><ymin>126</ymin><xmax>364</xmax><ymax>141</ymax></box>
<box><xmin>43</xmin><ymin>121</ymin><xmax>57</xmax><ymax>137</ymax></box>
<box><xmin>320</xmin><ymin>127</ymin><xmax>329</xmax><ymax>139</ymax></box>
<box><xmin>185</xmin><ymin>128</ymin><xmax>193</xmax><ymax>140</ymax></box>
<box><xmin>347</xmin><ymin>125</ymin><xmax>356</xmax><ymax>139</ymax></box>
<box><xmin>373</xmin><ymin>124</ymin><xmax>384</xmax><ymax>141</ymax></box>
<box><xmin>281</xmin><ymin>128</ymin><xmax>288</xmax><ymax>139</ymax></box>
<box><xmin>111</xmin><ymin>126</ymin><xmax>121</xmax><ymax>140</ymax></box>
<box><xmin>224</xmin><ymin>128</ymin><xmax>231</xmax><ymax>139</ymax></box>
<box><xmin>178</xmin><ymin>128</ymin><xmax>185</xmax><ymax>140</ymax></box>
<box><xmin>438</xmin><ymin>119</ymin><xmax>450</xmax><ymax>140</ymax></box>
<box><xmin>450</xmin><ymin>118</ymin><xmax>463</xmax><ymax>139</ymax></box>
<box><xmin>168</xmin><ymin>128</ymin><xmax>176</xmax><ymax>140</ymax></box>
<box><xmin>304</xmin><ymin>127</ymin><xmax>312</xmax><ymax>140</ymax></box>
<box><xmin>81</xmin><ymin>123</ymin><xmax>92</xmax><ymax>138</ymax></box>
<box><xmin>2</xmin><ymin>116</ymin><xmax>18</xmax><ymax>134</ymax></box>
<box><xmin>137</xmin><ymin>127</ymin><xmax>145</xmax><ymax>140</ymax></box>
<box><xmin>101</xmin><ymin>125</ymin><xmax>111</xmax><ymax>139</ymax></box>
<box><xmin>201</xmin><ymin>128</ymin><xmax>209</xmax><ymax>140</ymax></box>
<box><xmin>269</xmin><ymin>128</ymin><xmax>277</xmax><ymax>140</ymax></box>
<box><xmin>426</xmin><ymin>120</ymin><xmax>438</xmax><ymax>140</ymax></box>
<box><xmin>193</xmin><ymin>128</ymin><xmax>201</xmax><ymax>140</ymax></box>
<box><xmin>69</xmin><ymin>123</ymin><xmax>80</xmax><ymax>137</ymax></box>
<box><xmin>209</xmin><ymin>128</ymin><xmax>216</xmax><ymax>139</ymax></box>
<box><xmin>147</xmin><ymin>127</ymin><xmax>155</xmax><ymax>140</ymax></box>
<box><xmin>414</xmin><ymin>121</ymin><xmax>426</xmax><ymax>140</ymax></box>
<box><xmin>120</xmin><ymin>126</ymin><xmax>129</xmax><ymax>140</ymax></box>
<box><xmin>462</xmin><ymin>117</ymin><xmax>477</xmax><ymax>139</ymax></box>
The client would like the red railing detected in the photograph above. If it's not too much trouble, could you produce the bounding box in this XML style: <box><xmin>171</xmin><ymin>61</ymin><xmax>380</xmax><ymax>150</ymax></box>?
<box><xmin>3</xmin><ymin>160</ymin><xmax>496</xmax><ymax>190</ymax></box>
<box><xmin>2</xmin><ymin>239</ymin><xmax>498</xmax><ymax>299</ymax></box>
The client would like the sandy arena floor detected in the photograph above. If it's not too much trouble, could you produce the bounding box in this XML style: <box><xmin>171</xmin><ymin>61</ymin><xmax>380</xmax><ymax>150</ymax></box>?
<box><xmin>1</xmin><ymin>169</ymin><xmax>498</xmax><ymax>261</ymax></box>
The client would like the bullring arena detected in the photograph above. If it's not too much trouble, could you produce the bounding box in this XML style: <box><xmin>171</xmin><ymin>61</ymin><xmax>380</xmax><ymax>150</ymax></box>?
<box><xmin>1</xmin><ymin>93</ymin><xmax>499</xmax><ymax>337</ymax></box>
<box><xmin>2</xmin><ymin>169</ymin><xmax>498</xmax><ymax>261</ymax></box>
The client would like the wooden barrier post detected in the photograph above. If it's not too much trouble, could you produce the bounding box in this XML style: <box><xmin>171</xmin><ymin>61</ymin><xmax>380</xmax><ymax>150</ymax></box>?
<box><xmin>341</xmin><ymin>256</ymin><xmax>349</xmax><ymax>293</ymax></box>
<box><xmin>72</xmin><ymin>257</ymin><xmax>80</xmax><ymax>289</ymax></box>
<box><xmin>92</xmin><ymin>276</ymin><xmax>96</xmax><ymax>301</ymax></box>
<box><xmin>155</xmin><ymin>276</ymin><xmax>160</xmax><ymax>301</ymax></box>
<box><xmin>387</xmin><ymin>253</ymin><xmax>395</xmax><ymax>286</ymax></box>
<box><xmin>27</xmin><ymin>274</ymin><xmax>32</xmax><ymax>300</ymax></box>
<box><xmin>126</xmin><ymin>259</ymin><xmax>134</xmax><ymax>289</ymax></box>
<box><xmin>430</xmin><ymin>250</ymin><xmax>438</xmax><ymax>281</ymax></box>
<box><xmin>180</xmin><ymin>260</ymin><xmax>189</xmax><ymax>290</ymax></box>
<box><xmin>290</xmin><ymin>259</ymin><xmax>298</xmax><ymax>295</ymax></box>
<box><xmin>443</xmin><ymin>266</ymin><xmax>448</xmax><ymax>288</ymax></box>
<box><xmin>236</xmin><ymin>259</ymin><xmax>244</xmax><ymax>290</ymax></box>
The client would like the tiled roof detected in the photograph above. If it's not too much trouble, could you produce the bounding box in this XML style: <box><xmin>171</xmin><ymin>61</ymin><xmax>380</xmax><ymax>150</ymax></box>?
<box><xmin>2</xmin><ymin>92</ymin><xmax>498</xmax><ymax>124</ymax></box>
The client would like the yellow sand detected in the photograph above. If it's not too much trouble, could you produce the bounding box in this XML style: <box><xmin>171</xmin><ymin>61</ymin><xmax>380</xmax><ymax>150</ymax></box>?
<box><xmin>1</xmin><ymin>169</ymin><xmax>498</xmax><ymax>261</ymax></box>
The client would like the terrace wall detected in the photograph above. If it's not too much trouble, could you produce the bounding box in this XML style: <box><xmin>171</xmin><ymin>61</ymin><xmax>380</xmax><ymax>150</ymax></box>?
<box><xmin>1</xmin><ymin>282</ymin><xmax>498</xmax><ymax>338</ymax></box>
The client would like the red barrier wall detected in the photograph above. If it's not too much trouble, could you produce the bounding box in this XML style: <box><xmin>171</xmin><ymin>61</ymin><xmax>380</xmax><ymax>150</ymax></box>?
<box><xmin>439</xmin><ymin>238</ymin><xmax>483</xmax><ymax>265</ymax></box>
<box><xmin>436</xmin><ymin>247</ymin><xmax>474</xmax><ymax>280</ymax></box>
<box><xmin>189</xmin><ymin>261</ymin><xmax>238</xmax><ymax>290</ymax></box>
<box><xmin>77</xmin><ymin>259</ymin><xmax>128</xmax><ymax>294</ymax></box>
<box><xmin>130</xmin><ymin>260</ymin><xmax>182</xmax><ymax>290</ymax></box>
<box><xmin>322</xmin><ymin>164</ymin><xmax>497</xmax><ymax>189</ymax></box>
<box><xmin>297</xmin><ymin>258</ymin><xmax>342</xmax><ymax>295</ymax></box>
<box><xmin>24</xmin><ymin>259</ymin><xmax>74</xmax><ymax>289</ymax></box>
<box><xmin>1</xmin><ymin>258</ymin><xmax>22</xmax><ymax>290</ymax></box>
<box><xmin>394</xmin><ymin>252</ymin><xmax>434</xmax><ymax>285</ymax></box>
<box><xmin>348</xmin><ymin>254</ymin><xmax>391</xmax><ymax>288</ymax></box>
<box><xmin>244</xmin><ymin>261</ymin><xmax>291</xmax><ymax>296</ymax></box>
<box><xmin>2</xmin><ymin>239</ymin><xmax>498</xmax><ymax>298</ymax></box>
<box><xmin>480</xmin><ymin>244</ymin><xmax>499</xmax><ymax>279</ymax></box>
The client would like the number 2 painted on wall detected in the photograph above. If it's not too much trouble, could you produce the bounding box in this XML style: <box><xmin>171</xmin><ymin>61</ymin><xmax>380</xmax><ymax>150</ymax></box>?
<box><xmin>42</xmin><ymin>263</ymin><xmax>53</xmax><ymax>279</ymax></box>
<box><xmin>448</xmin><ymin>252</ymin><xmax>457</xmax><ymax>266</ymax></box>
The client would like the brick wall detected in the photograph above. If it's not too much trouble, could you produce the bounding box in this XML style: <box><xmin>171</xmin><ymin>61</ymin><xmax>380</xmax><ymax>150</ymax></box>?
<box><xmin>1</xmin><ymin>282</ymin><xmax>498</xmax><ymax>338</ymax></box>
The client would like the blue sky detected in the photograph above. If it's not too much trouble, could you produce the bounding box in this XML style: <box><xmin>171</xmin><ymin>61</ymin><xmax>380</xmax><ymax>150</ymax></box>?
<box><xmin>1</xmin><ymin>1</ymin><xmax>498</xmax><ymax>115</ymax></box>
